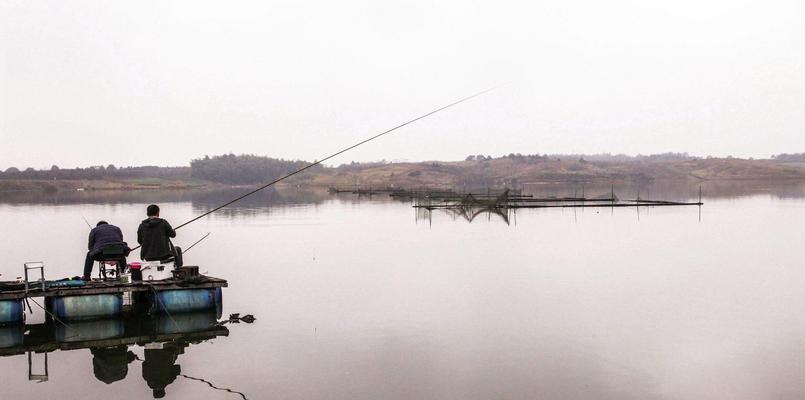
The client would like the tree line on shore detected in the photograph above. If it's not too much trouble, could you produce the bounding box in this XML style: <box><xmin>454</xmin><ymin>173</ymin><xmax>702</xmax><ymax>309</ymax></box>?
<box><xmin>189</xmin><ymin>154</ymin><xmax>322</xmax><ymax>184</ymax></box>
<box><xmin>1</xmin><ymin>152</ymin><xmax>802</xmax><ymax>185</ymax></box>
<box><xmin>0</xmin><ymin>164</ymin><xmax>191</xmax><ymax>181</ymax></box>
<box><xmin>0</xmin><ymin>154</ymin><xmax>321</xmax><ymax>185</ymax></box>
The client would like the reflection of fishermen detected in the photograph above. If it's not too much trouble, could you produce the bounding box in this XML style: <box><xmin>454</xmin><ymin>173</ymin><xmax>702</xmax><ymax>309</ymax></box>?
<box><xmin>142</xmin><ymin>342</ymin><xmax>187</xmax><ymax>398</ymax></box>
<box><xmin>83</xmin><ymin>221</ymin><xmax>130</xmax><ymax>280</ymax></box>
<box><xmin>137</xmin><ymin>204</ymin><xmax>177</xmax><ymax>261</ymax></box>
<box><xmin>90</xmin><ymin>346</ymin><xmax>136</xmax><ymax>384</ymax></box>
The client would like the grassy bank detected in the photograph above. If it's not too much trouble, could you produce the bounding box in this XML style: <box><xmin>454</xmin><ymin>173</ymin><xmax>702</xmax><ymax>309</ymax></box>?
<box><xmin>300</xmin><ymin>157</ymin><xmax>805</xmax><ymax>188</ymax></box>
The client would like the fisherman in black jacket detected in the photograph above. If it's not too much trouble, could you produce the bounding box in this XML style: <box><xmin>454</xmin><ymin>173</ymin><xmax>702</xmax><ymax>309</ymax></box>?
<box><xmin>137</xmin><ymin>204</ymin><xmax>177</xmax><ymax>261</ymax></box>
<box><xmin>83</xmin><ymin>221</ymin><xmax>129</xmax><ymax>280</ymax></box>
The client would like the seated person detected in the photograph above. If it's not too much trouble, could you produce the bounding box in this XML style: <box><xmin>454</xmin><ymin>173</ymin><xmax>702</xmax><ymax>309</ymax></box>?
<box><xmin>137</xmin><ymin>204</ymin><xmax>177</xmax><ymax>261</ymax></box>
<box><xmin>83</xmin><ymin>221</ymin><xmax>129</xmax><ymax>280</ymax></box>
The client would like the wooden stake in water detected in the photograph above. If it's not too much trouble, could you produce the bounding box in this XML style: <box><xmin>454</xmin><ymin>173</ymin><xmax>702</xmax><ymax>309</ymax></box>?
<box><xmin>611</xmin><ymin>184</ymin><xmax>615</xmax><ymax>215</ymax></box>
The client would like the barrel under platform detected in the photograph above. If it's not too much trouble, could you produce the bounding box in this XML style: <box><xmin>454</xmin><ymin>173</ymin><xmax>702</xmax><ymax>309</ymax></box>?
<box><xmin>0</xmin><ymin>277</ymin><xmax>227</xmax><ymax>322</ymax></box>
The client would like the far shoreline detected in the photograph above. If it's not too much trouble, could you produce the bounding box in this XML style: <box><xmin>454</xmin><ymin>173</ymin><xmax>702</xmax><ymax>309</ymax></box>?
<box><xmin>3</xmin><ymin>175</ymin><xmax>805</xmax><ymax>195</ymax></box>
<box><xmin>3</xmin><ymin>155</ymin><xmax>805</xmax><ymax>193</ymax></box>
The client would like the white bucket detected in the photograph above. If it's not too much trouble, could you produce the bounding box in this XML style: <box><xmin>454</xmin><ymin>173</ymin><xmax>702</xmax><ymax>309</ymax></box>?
<box><xmin>140</xmin><ymin>261</ymin><xmax>175</xmax><ymax>281</ymax></box>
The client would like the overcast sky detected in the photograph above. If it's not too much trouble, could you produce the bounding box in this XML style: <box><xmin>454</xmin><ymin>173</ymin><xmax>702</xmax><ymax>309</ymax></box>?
<box><xmin>1</xmin><ymin>0</ymin><xmax>804</xmax><ymax>169</ymax></box>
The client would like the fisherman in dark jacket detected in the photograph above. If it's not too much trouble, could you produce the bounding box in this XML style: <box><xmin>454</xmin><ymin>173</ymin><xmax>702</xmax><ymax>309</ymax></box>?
<box><xmin>137</xmin><ymin>204</ymin><xmax>177</xmax><ymax>261</ymax></box>
<box><xmin>83</xmin><ymin>221</ymin><xmax>129</xmax><ymax>280</ymax></box>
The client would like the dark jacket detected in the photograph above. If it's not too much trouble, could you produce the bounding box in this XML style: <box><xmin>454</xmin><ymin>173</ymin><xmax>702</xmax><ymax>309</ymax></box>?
<box><xmin>88</xmin><ymin>224</ymin><xmax>126</xmax><ymax>256</ymax></box>
<box><xmin>137</xmin><ymin>217</ymin><xmax>176</xmax><ymax>261</ymax></box>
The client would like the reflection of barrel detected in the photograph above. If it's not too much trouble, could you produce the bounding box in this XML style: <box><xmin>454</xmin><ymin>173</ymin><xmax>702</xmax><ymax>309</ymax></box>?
<box><xmin>0</xmin><ymin>299</ymin><xmax>23</xmax><ymax>325</ymax></box>
<box><xmin>50</xmin><ymin>294</ymin><xmax>123</xmax><ymax>321</ymax></box>
<box><xmin>155</xmin><ymin>310</ymin><xmax>219</xmax><ymax>334</ymax></box>
<box><xmin>150</xmin><ymin>288</ymin><xmax>222</xmax><ymax>316</ymax></box>
<box><xmin>55</xmin><ymin>318</ymin><xmax>124</xmax><ymax>342</ymax></box>
<box><xmin>0</xmin><ymin>324</ymin><xmax>24</xmax><ymax>348</ymax></box>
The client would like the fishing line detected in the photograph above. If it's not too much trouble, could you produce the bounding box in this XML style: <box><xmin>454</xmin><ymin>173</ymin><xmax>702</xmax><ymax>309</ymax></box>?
<box><xmin>183</xmin><ymin>232</ymin><xmax>211</xmax><ymax>254</ymax></box>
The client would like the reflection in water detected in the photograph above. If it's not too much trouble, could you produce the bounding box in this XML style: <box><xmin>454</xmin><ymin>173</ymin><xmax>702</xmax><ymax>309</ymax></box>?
<box><xmin>0</xmin><ymin>310</ymin><xmax>245</xmax><ymax>399</ymax></box>
<box><xmin>0</xmin><ymin>186</ymin><xmax>328</xmax><ymax>209</ymax></box>
<box><xmin>56</xmin><ymin>318</ymin><xmax>124</xmax><ymax>342</ymax></box>
<box><xmin>142</xmin><ymin>341</ymin><xmax>184</xmax><ymax>398</ymax></box>
<box><xmin>190</xmin><ymin>188</ymin><xmax>327</xmax><ymax>218</ymax></box>
<box><xmin>0</xmin><ymin>180</ymin><xmax>802</xmax><ymax>221</ymax></box>
<box><xmin>0</xmin><ymin>188</ymin><xmax>202</xmax><ymax>206</ymax></box>
<box><xmin>0</xmin><ymin>324</ymin><xmax>24</xmax><ymax>348</ymax></box>
<box><xmin>408</xmin><ymin>180</ymin><xmax>805</xmax><ymax>225</ymax></box>
<box><xmin>1</xmin><ymin>181</ymin><xmax>805</xmax><ymax>399</ymax></box>
<box><xmin>91</xmin><ymin>345</ymin><xmax>136</xmax><ymax>384</ymax></box>
<box><xmin>519</xmin><ymin>179</ymin><xmax>805</xmax><ymax>202</ymax></box>
<box><xmin>417</xmin><ymin>206</ymin><xmax>512</xmax><ymax>225</ymax></box>
<box><xmin>0</xmin><ymin>182</ymin><xmax>801</xmax><ymax>210</ymax></box>
<box><xmin>137</xmin><ymin>340</ymin><xmax>249</xmax><ymax>399</ymax></box>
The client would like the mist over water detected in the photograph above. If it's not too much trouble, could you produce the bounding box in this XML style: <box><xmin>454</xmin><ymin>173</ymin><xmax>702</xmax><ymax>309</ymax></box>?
<box><xmin>1</xmin><ymin>181</ymin><xmax>804</xmax><ymax>399</ymax></box>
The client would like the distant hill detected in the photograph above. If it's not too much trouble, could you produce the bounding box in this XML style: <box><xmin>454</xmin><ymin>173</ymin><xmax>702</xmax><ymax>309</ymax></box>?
<box><xmin>303</xmin><ymin>155</ymin><xmax>805</xmax><ymax>188</ymax></box>
<box><xmin>2</xmin><ymin>153</ymin><xmax>805</xmax><ymax>192</ymax></box>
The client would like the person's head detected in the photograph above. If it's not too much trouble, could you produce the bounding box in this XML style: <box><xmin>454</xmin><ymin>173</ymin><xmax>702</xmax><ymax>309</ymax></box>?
<box><xmin>146</xmin><ymin>204</ymin><xmax>160</xmax><ymax>217</ymax></box>
<box><xmin>96</xmin><ymin>221</ymin><xmax>108</xmax><ymax>227</ymax></box>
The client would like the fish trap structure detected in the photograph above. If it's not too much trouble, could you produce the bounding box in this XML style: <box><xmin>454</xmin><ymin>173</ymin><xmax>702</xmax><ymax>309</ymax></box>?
<box><xmin>412</xmin><ymin>187</ymin><xmax>703</xmax><ymax>213</ymax></box>
<box><xmin>329</xmin><ymin>186</ymin><xmax>526</xmax><ymax>200</ymax></box>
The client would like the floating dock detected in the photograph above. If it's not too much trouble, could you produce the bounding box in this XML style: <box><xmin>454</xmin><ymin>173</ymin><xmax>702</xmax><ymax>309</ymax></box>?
<box><xmin>0</xmin><ymin>277</ymin><xmax>227</xmax><ymax>302</ymax></box>
<box><xmin>0</xmin><ymin>272</ymin><xmax>227</xmax><ymax>323</ymax></box>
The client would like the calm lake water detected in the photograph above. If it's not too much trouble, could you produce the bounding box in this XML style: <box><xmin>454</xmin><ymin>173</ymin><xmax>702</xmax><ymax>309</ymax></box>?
<box><xmin>1</xmin><ymin>181</ymin><xmax>804</xmax><ymax>400</ymax></box>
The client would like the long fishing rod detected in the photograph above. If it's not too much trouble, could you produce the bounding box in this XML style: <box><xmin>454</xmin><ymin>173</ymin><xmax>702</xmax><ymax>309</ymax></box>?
<box><xmin>130</xmin><ymin>86</ymin><xmax>501</xmax><ymax>252</ymax></box>
<box><xmin>176</xmin><ymin>86</ymin><xmax>500</xmax><ymax>230</ymax></box>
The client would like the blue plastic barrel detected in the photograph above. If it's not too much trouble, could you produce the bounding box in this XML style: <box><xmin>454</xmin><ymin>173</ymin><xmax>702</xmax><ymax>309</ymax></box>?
<box><xmin>151</xmin><ymin>288</ymin><xmax>222</xmax><ymax>316</ymax></box>
<box><xmin>0</xmin><ymin>299</ymin><xmax>23</xmax><ymax>325</ymax></box>
<box><xmin>50</xmin><ymin>294</ymin><xmax>123</xmax><ymax>321</ymax></box>
<box><xmin>0</xmin><ymin>324</ymin><xmax>24</xmax><ymax>348</ymax></box>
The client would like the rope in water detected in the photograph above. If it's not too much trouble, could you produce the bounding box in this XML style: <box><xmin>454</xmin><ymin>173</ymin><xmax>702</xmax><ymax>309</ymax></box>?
<box><xmin>179</xmin><ymin>374</ymin><xmax>249</xmax><ymax>400</ymax></box>
<box><xmin>142</xmin><ymin>281</ymin><xmax>178</xmax><ymax>328</ymax></box>
<box><xmin>26</xmin><ymin>296</ymin><xmax>81</xmax><ymax>340</ymax></box>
